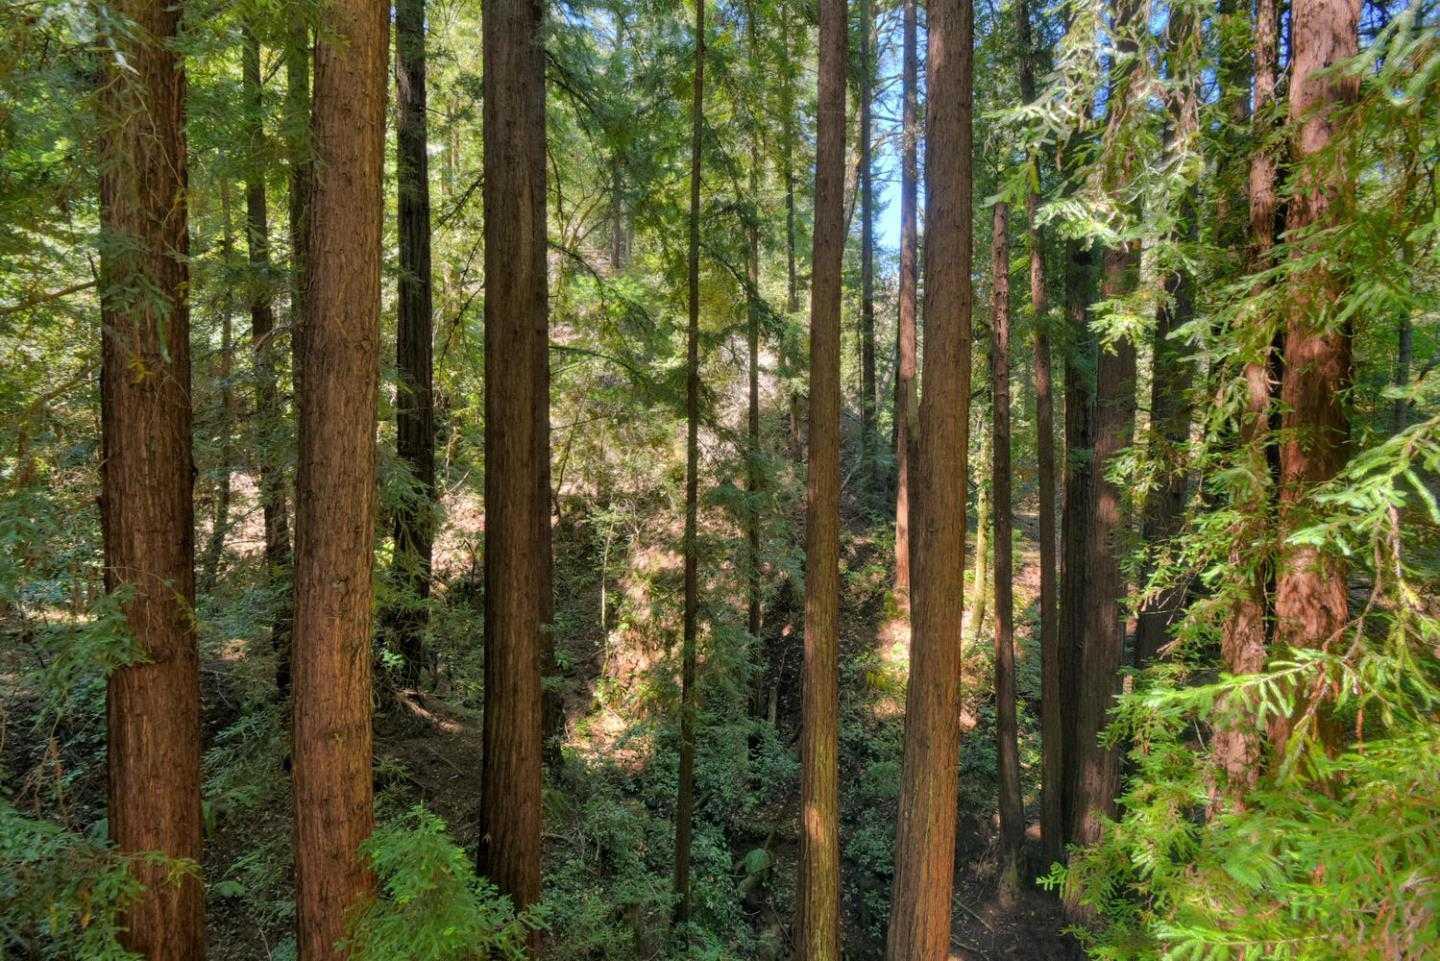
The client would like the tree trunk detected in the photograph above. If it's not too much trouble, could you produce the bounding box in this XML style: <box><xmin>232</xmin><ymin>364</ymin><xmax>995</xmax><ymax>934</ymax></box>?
<box><xmin>1058</xmin><ymin>238</ymin><xmax>1093</xmax><ymax>845</ymax></box>
<box><xmin>291</xmin><ymin>0</ymin><xmax>387</xmax><ymax>955</ymax></box>
<box><xmin>796</xmin><ymin>0</ymin><xmax>844</xmax><ymax>954</ymax></box>
<box><xmin>883</xmin><ymin>0</ymin><xmax>974</xmax><ymax>951</ymax></box>
<box><xmin>673</xmin><ymin>0</ymin><xmax>705</xmax><ymax>928</ymax></box>
<box><xmin>892</xmin><ymin>0</ymin><xmax>919</xmax><ymax>609</ymax></box>
<box><xmin>746</xmin><ymin>14</ymin><xmax>764</xmax><ymax>704</ymax></box>
<box><xmin>479</xmin><ymin>0</ymin><xmax>550</xmax><ymax>938</ymax></box>
<box><xmin>990</xmin><ymin>201</ymin><xmax>1023</xmax><ymax>893</ymax></box>
<box><xmin>393</xmin><ymin>0</ymin><xmax>436</xmax><ymax>684</ymax></box>
<box><xmin>201</xmin><ymin>183</ymin><xmax>237</xmax><ymax>596</ymax></box>
<box><xmin>781</xmin><ymin>2</ymin><xmax>799</xmax><ymax>315</ymax></box>
<box><xmin>1213</xmin><ymin>0</ymin><xmax>1279</xmax><ymax>808</ymax></box>
<box><xmin>98</xmin><ymin>0</ymin><xmax>204</xmax><ymax>953</ymax></box>
<box><xmin>285</xmin><ymin>22</ymin><xmax>312</xmax><ymax>419</ymax></box>
<box><xmin>1017</xmin><ymin>0</ymin><xmax>1061</xmax><ymax>866</ymax></box>
<box><xmin>968</xmin><ymin>428</ymin><xmax>990</xmax><ymax>648</ymax></box>
<box><xmin>858</xmin><ymin>0</ymin><xmax>876</xmax><ymax>494</ymax></box>
<box><xmin>1271</xmin><ymin>0</ymin><xmax>1360</xmax><ymax>754</ymax></box>
<box><xmin>243</xmin><ymin>26</ymin><xmax>294</xmax><ymax>703</ymax></box>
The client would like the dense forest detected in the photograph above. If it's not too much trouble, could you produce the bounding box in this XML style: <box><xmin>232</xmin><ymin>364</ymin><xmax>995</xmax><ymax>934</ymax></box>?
<box><xmin>2</xmin><ymin>0</ymin><xmax>1438</xmax><ymax>956</ymax></box>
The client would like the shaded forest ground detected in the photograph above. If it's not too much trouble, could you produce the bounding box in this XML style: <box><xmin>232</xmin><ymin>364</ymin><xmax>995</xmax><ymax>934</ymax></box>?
<box><xmin>1</xmin><ymin>473</ymin><xmax>1070</xmax><ymax>960</ymax></box>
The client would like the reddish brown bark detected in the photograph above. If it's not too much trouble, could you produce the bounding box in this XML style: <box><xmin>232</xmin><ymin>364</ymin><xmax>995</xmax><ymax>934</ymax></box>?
<box><xmin>392</xmin><ymin>0</ymin><xmax>436</xmax><ymax>682</ymax></box>
<box><xmin>291</xmin><ymin>0</ymin><xmax>387</xmax><ymax>955</ymax></box>
<box><xmin>892</xmin><ymin>0</ymin><xmax>918</xmax><ymax>609</ymax></box>
<box><xmin>883</xmin><ymin>0</ymin><xmax>973</xmax><ymax>950</ymax></box>
<box><xmin>991</xmin><ymin>201</ymin><xmax>1023</xmax><ymax>888</ymax></box>
<box><xmin>479</xmin><ymin>0</ymin><xmax>549</xmax><ymax>933</ymax></box>
<box><xmin>98</xmin><ymin>0</ymin><xmax>204</xmax><ymax>954</ymax></box>
<box><xmin>1017</xmin><ymin>0</ymin><xmax>1061</xmax><ymax>864</ymax></box>
<box><xmin>673</xmin><ymin>0</ymin><xmax>705</xmax><ymax>927</ymax></box>
<box><xmin>1214</xmin><ymin>0</ymin><xmax>1279</xmax><ymax>802</ymax></box>
<box><xmin>796</xmin><ymin>0</ymin><xmax>844</xmax><ymax>955</ymax></box>
<box><xmin>1271</xmin><ymin>0</ymin><xmax>1360</xmax><ymax>753</ymax></box>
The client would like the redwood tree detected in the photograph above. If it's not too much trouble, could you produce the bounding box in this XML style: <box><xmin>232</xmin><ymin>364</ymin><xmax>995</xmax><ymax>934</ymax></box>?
<box><xmin>673</xmin><ymin>0</ymin><xmax>705</xmax><ymax>926</ymax></box>
<box><xmin>393</xmin><ymin>0</ymin><xmax>436</xmax><ymax>683</ymax></box>
<box><xmin>990</xmin><ymin>200</ymin><xmax>1023</xmax><ymax>889</ymax></box>
<box><xmin>884</xmin><ymin>0</ymin><xmax>974</xmax><ymax>951</ymax></box>
<box><xmin>479</xmin><ymin>0</ymin><xmax>550</xmax><ymax>932</ymax></box>
<box><xmin>1271</xmin><ymin>0</ymin><xmax>1360</xmax><ymax>752</ymax></box>
<box><xmin>796</xmin><ymin>0</ymin><xmax>844</xmax><ymax>953</ymax></box>
<box><xmin>291</xmin><ymin>0</ymin><xmax>387</xmax><ymax>955</ymax></box>
<box><xmin>858</xmin><ymin>0</ymin><xmax>876</xmax><ymax>489</ymax></box>
<box><xmin>98</xmin><ymin>0</ymin><xmax>204</xmax><ymax>954</ymax></box>
<box><xmin>1017</xmin><ymin>0</ymin><xmax>1062</xmax><ymax>863</ymax></box>
<box><xmin>892</xmin><ymin>0</ymin><xmax>919</xmax><ymax>608</ymax></box>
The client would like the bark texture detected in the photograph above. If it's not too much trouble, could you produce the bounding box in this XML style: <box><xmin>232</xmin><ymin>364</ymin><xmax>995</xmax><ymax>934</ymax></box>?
<box><xmin>98</xmin><ymin>1</ymin><xmax>204</xmax><ymax>954</ymax></box>
<box><xmin>291</xmin><ymin>0</ymin><xmax>388</xmax><ymax>957</ymax></box>
<box><xmin>796</xmin><ymin>0</ymin><xmax>844</xmax><ymax>954</ymax></box>
<box><xmin>1017</xmin><ymin>0</ymin><xmax>1061</xmax><ymax>865</ymax></box>
<box><xmin>479</xmin><ymin>0</ymin><xmax>550</xmax><ymax>935</ymax></box>
<box><xmin>1271</xmin><ymin>0</ymin><xmax>1360</xmax><ymax>753</ymax></box>
<box><xmin>673</xmin><ymin>0</ymin><xmax>705</xmax><ymax>927</ymax></box>
<box><xmin>990</xmin><ymin>201</ymin><xmax>1023</xmax><ymax>888</ymax></box>
<box><xmin>884</xmin><ymin>0</ymin><xmax>974</xmax><ymax>951</ymax></box>
<box><xmin>393</xmin><ymin>0</ymin><xmax>436</xmax><ymax>682</ymax></box>
<box><xmin>858</xmin><ymin>0</ymin><xmax>876</xmax><ymax>491</ymax></box>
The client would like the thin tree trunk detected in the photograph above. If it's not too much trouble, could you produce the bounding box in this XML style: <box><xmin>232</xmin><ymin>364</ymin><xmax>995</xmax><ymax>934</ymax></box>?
<box><xmin>892</xmin><ymin>0</ymin><xmax>919</xmax><ymax>609</ymax></box>
<box><xmin>98</xmin><ymin>0</ymin><xmax>204</xmax><ymax>953</ymax></box>
<box><xmin>1017</xmin><ymin>0</ymin><xmax>1061</xmax><ymax>865</ymax></box>
<box><xmin>991</xmin><ymin>201</ymin><xmax>1023</xmax><ymax>893</ymax></box>
<box><xmin>479</xmin><ymin>0</ymin><xmax>550</xmax><ymax>937</ymax></box>
<box><xmin>393</xmin><ymin>0</ymin><xmax>436</xmax><ymax>684</ymax></box>
<box><xmin>243</xmin><ymin>26</ymin><xmax>294</xmax><ymax>701</ymax></box>
<box><xmin>858</xmin><ymin>0</ymin><xmax>876</xmax><ymax>494</ymax></box>
<box><xmin>673</xmin><ymin>0</ymin><xmax>706</xmax><ymax>928</ymax></box>
<box><xmin>1213</xmin><ymin>0</ymin><xmax>1278</xmax><ymax>808</ymax></box>
<box><xmin>1391</xmin><ymin>314</ymin><xmax>1412</xmax><ymax>433</ymax></box>
<box><xmin>1058</xmin><ymin>238</ymin><xmax>1093</xmax><ymax>845</ymax></box>
<box><xmin>1068</xmin><ymin>0</ymin><xmax>1140</xmax><ymax>853</ymax></box>
<box><xmin>1271</xmin><ymin>0</ymin><xmax>1360</xmax><ymax>754</ymax></box>
<box><xmin>782</xmin><ymin>1</ymin><xmax>799</xmax><ymax>315</ymax></box>
<box><xmin>746</xmin><ymin>12</ymin><xmax>763</xmax><ymax>701</ymax></box>
<box><xmin>291</xmin><ymin>0</ymin><xmax>387</xmax><ymax>955</ymax></box>
<box><xmin>796</xmin><ymin>0</ymin><xmax>844</xmax><ymax>953</ymax></box>
<box><xmin>884</xmin><ymin>0</ymin><xmax>974</xmax><ymax>950</ymax></box>
<box><xmin>968</xmin><ymin>428</ymin><xmax>990</xmax><ymax>648</ymax></box>
<box><xmin>201</xmin><ymin>183</ymin><xmax>237</xmax><ymax>595</ymax></box>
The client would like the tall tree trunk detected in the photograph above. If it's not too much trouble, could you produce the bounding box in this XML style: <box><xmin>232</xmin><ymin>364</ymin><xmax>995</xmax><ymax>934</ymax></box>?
<box><xmin>990</xmin><ymin>201</ymin><xmax>1023</xmax><ymax>892</ymax></box>
<box><xmin>243</xmin><ymin>26</ymin><xmax>294</xmax><ymax>702</ymax></box>
<box><xmin>858</xmin><ymin>0</ymin><xmax>876</xmax><ymax>493</ymax></box>
<box><xmin>782</xmin><ymin>1</ymin><xmax>799</xmax><ymax>315</ymax></box>
<box><xmin>673</xmin><ymin>0</ymin><xmax>706</xmax><ymax>928</ymax></box>
<box><xmin>892</xmin><ymin>0</ymin><xmax>919</xmax><ymax>609</ymax></box>
<box><xmin>479</xmin><ymin>0</ymin><xmax>550</xmax><ymax>937</ymax></box>
<box><xmin>1058</xmin><ymin>238</ymin><xmax>1093</xmax><ymax>844</ymax></box>
<box><xmin>393</xmin><ymin>0</ymin><xmax>436</xmax><ymax>684</ymax></box>
<box><xmin>201</xmin><ymin>183</ymin><xmax>237</xmax><ymax>595</ymax></box>
<box><xmin>1068</xmin><ymin>0</ymin><xmax>1140</xmax><ymax>853</ymax></box>
<box><xmin>796</xmin><ymin>0</ymin><xmax>844</xmax><ymax>953</ymax></box>
<box><xmin>968</xmin><ymin>427</ymin><xmax>990</xmax><ymax>648</ymax></box>
<box><xmin>1390</xmin><ymin>314</ymin><xmax>1412</xmax><ymax>433</ymax></box>
<box><xmin>291</xmin><ymin>0</ymin><xmax>387</xmax><ymax>955</ymax></box>
<box><xmin>285</xmin><ymin>22</ymin><xmax>312</xmax><ymax>418</ymax></box>
<box><xmin>1213</xmin><ymin>0</ymin><xmax>1278</xmax><ymax>808</ymax></box>
<box><xmin>1017</xmin><ymin>0</ymin><xmax>1061</xmax><ymax>865</ymax></box>
<box><xmin>884</xmin><ymin>0</ymin><xmax>974</xmax><ymax>950</ymax></box>
<box><xmin>1271</xmin><ymin>0</ymin><xmax>1360</xmax><ymax>754</ymax></box>
<box><xmin>746</xmin><ymin>12</ymin><xmax>764</xmax><ymax>704</ymax></box>
<box><xmin>98</xmin><ymin>0</ymin><xmax>204</xmax><ymax>954</ymax></box>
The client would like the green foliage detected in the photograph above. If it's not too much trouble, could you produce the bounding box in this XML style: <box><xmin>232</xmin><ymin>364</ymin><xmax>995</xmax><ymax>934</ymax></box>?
<box><xmin>346</xmin><ymin>807</ymin><xmax>531</xmax><ymax>961</ymax></box>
